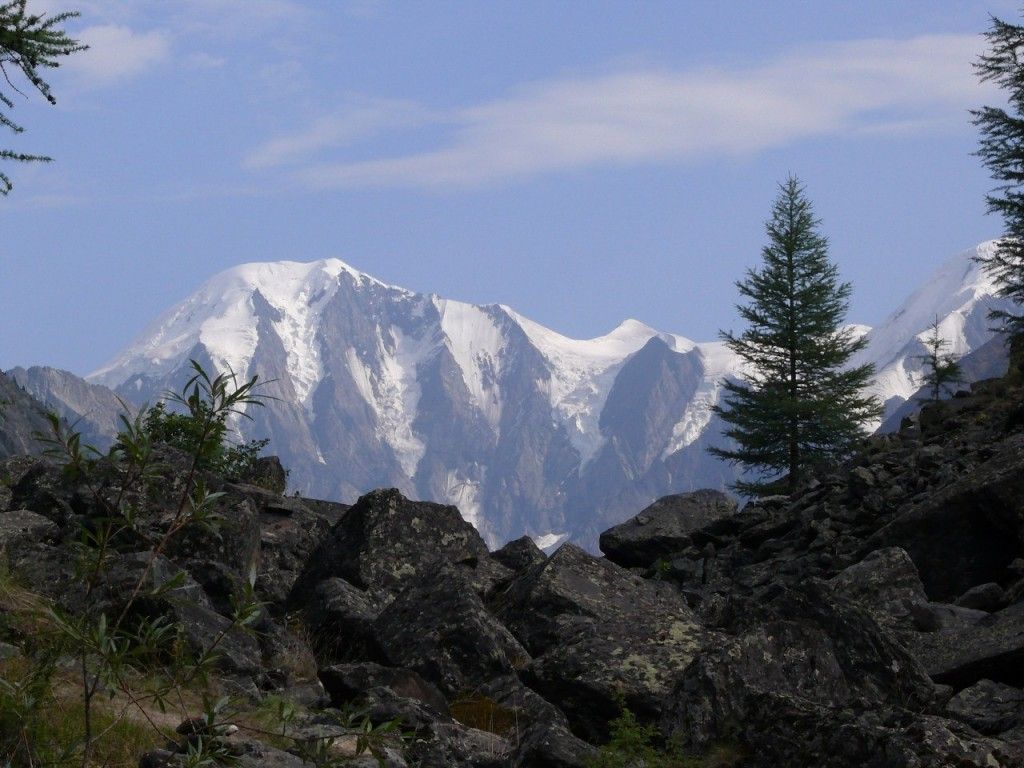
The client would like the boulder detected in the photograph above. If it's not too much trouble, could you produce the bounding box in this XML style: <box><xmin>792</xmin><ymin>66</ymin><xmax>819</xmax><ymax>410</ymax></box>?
<box><xmin>956</xmin><ymin>582</ymin><xmax>1007</xmax><ymax>612</ymax></box>
<box><xmin>914</xmin><ymin>600</ymin><xmax>1024</xmax><ymax>689</ymax></box>
<box><xmin>164</xmin><ymin>494</ymin><xmax>261</xmax><ymax>600</ymax></box>
<box><xmin>511</xmin><ymin>721</ymin><xmax>598</xmax><ymax>768</ymax></box>
<box><xmin>660</xmin><ymin>583</ymin><xmax>1024</xmax><ymax>767</ymax></box>
<box><xmin>295</xmin><ymin>577</ymin><xmax>383</xmax><ymax>663</ymax></box>
<box><xmin>0</xmin><ymin>508</ymin><xmax>59</xmax><ymax>555</ymax></box>
<box><xmin>101</xmin><ymin>552</ymin><xmax>260</xmax><ymax>678</ymax></box>
<box><xmin>247</xmin><ymin>455</ymin><xmax>288</xmax><ymax>494</ymax></box>
<box><xmin>373</xmin><ymin>569</ymin><xmax>529</xmax><ymax>697</ymax></box>
<box><xmin>320</xmin><ymin>662</ymin><xmax>449</xmax><ymax>714</ymax></box>
<box><xmin>495</xmin><ymin>543</ymin><xmax>704</xmax><ymax>740</ymax></box>
<box><xmin>947</xmin><ymin>679</ymin><xmax>1024</xmax><ymax>736</ymax></box>
<box><xmin>289</xmin><ymin>489</ymin><xmax>506</xmax><ymax>603</ymax></box>
<box><xmin>865</xmin><ymin>436</ymin><xmax>1024</xmax><ymax>601</ymax></box>
<box><xmin>599</xmin><ymin>490</ymin><xmax>737</xmax><ymax>568</ymax></box>
<box><xmin>491</xmin><ymin>535</ymin><xmax>546</xmax><ymax>573</ymax></box>
<box><xmin>357</xmin><ymin>686</ymin><xmax>509</xmax><ymax>768</ymax></box>
<box><xmin>827</xmin><ymin>547</ymin><xmax>927</xmax><ymax>632</ymax></box>
<box><xmin>909</xmin><ymin>601</ymin><xmax>989</xmax><ymax>633</ymax></box>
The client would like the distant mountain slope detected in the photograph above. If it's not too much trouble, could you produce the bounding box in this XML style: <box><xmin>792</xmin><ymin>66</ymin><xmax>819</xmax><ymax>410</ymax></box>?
<box><xmin>10</xmin><ymin>365</ymin><xmax>125</xmax><ymax>451</ymax></box>
<box><xmin>14</xmin><ymin>241</ymin><xmax>1007</xmax><ymax>547</ymax></box>
<box><xmin>0</xmin><ymin>371</ymin><xmax>52</xmax><ymax>459</ymax></box>
<box><xmin>853</xmin><ymin>241</ymin><xmax>1014</xmax><ymax>426</ymax></box>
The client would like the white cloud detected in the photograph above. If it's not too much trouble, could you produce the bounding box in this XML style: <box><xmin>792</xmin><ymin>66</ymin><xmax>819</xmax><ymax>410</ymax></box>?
<box><xmin>67</xmin><ymin>25</ymin><xmax>169</xmax><ymax>84</ymax></box>
<box><xmin>185</xmin><ymin>52</ymin><xmax>227</xmax><ymax>70</ymax></box>
<box><xmin>268</xmin><ymin>33</ymin><xmax>994</xmax><ymax>190</ymax></box>
<box><xmin>245</xmin><ymin>99</ymin><xmax>439</xmax><ymax>169</ymax></box>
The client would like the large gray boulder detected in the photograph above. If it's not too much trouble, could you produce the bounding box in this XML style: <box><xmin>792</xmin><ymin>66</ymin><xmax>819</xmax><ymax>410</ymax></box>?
<box><xmin>663</xmin><ymin>582</ymin><xmax>1023</xmax><ymax>767</ymax></box>
<box><xmin>827</xmin><ymin>547</ymin><xmax>928</xmax><ymax>633</ymax></box>
<box><xmin>373</xmin><ymin>569</ymin><xmax>529</xmax><ymax>697</ymax></box>
<box><xmin>599</xmin><ymin>489</ymin><xmax>737</xmax><ymax>568</ymax></box>
<box><xmin>947</xmin><ymin>679</ymin><xmax>1024</xmax><ymax>737</ymax></box>
<box><xmin>289</xmin><ymin>489</ymin><xmax>508</xmax><ymax>604</ymax></box>
<box><xmin>494</xmin><ymin>543</ymin><xmax>705</xmax><ymax>741</ymax></box>
<box><xmin>297</xmin><ymin>577</ymin><xmax>384</xmax><ymax>663</ymax></box>
<box><xmin>865</xmin><ymin>435</ymin><xmax>1024</xmax><ymax>601</ymax></box>
<box><xmin>913</xmin><ymin>600</ymin><xmax>1024</xmax><ymax>689</ymax></box>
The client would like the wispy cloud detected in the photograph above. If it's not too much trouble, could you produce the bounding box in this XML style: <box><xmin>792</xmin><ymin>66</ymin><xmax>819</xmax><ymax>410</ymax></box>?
<box><xmin>66</xmin><ymin>24</ymin><xmax>169</xmax><ymax>84</ymax></box>
<box><xmin>253</xmin><ymin>33</ymin><xmax>993</xmax><ymax>190</ymax></box>
<box><xmin>244</xmin><ymin>98</ymin><xmax>439</xmax><ymax>169</ymax></box>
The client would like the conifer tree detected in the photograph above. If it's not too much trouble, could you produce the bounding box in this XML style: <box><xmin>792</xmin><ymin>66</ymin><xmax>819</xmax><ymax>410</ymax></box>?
<box><xmin>0</xmin><ymin>0</ymin><xmax>85</xmax><ymax>195</ymax></box>
<box><xmin>916</xmin><ymin>316</ymin><xmax>962</xmax><ymax>402</ymax></box>
<box><xmin>973</xmin><ymin>14</ymin><xmax>1024</xmax><ymax>343</ymax></box>
<box><xmin>711</xmin><ymin>177</ymin><xmax>881</xmax><ymax>495</ymax></box>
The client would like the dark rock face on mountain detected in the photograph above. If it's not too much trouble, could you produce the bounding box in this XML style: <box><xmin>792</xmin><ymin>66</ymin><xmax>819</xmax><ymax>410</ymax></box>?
<box><xmin>9</xmin><ymin>365</ymin><xmax>125</xmax><ymax>451</ymax></box>
<box><xmin>0</xmin><ymin>370</ymin><xmax>51</xmax><ymax>459</ymax></box>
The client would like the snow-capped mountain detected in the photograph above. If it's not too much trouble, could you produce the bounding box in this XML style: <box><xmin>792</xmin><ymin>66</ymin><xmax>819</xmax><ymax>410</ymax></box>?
<box><xmin>854</xmin><ymin>241</ymin><xmax>1014</xmax><ymax>423</ymax></box>
<box><xmin>16</xmin><ymin>240</ymin><xmax>1009</xmax><ymax>548</ymax></box>
<box><xmin>86</xmin><ymin>260</ymin><xmax>741</xmax><ymax>547</ymax></box>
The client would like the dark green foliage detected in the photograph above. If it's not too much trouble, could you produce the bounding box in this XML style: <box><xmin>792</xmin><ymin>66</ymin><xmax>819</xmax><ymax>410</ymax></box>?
<box><xmin>0</xmin><ymin>0</ymin><xmax>86</xmax><ymax>194</ymax></box>
<box><xmin>973</xmin><ymin>14</ymin><xmax>1024</xmax><ymax>339</ymax></box>
<box><xmin>142</xmin><ymin>401</ymin><xmax>269</xmax><ymax>482</ymax></box>
<box><xmin>916</xmin><ymin>317</ymin><xmax>963</xmax><ymax>402</ymax></box>
<box><xmin>711</xmin><ymin>177</ymin><xmax>881</xmax><ymax>494</ymax></box>
<box><xmin>3</xmin><ymin>360</ymin><xmax>271</xmax><ymax>767</ymax></box>
<box><xmin>584</xmin><ymin>706</ymin><xmax>716</xmax><ymax>768</ymax></box>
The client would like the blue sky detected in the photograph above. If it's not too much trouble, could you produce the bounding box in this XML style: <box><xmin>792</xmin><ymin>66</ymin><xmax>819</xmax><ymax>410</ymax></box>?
<box><xmin>1</xmin><ymin>0</ymin><xmax>1017</xmax><ymax>374</ymax></box>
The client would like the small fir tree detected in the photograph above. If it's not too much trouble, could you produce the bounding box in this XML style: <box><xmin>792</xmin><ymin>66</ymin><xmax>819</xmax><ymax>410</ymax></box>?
<box><xmin>916</xmin><ymin>317</ymin><xmax>963</xmax><ymax>402</ymax></box>
<box><xmin>0</xmin><ymin>0</ymin><xmax>86</xmax><ymax>194</ymax></box>
<box><xmin>710</xmin><ymin>177</ymin><xmax>881</xmax><ymax>494</ymax></box>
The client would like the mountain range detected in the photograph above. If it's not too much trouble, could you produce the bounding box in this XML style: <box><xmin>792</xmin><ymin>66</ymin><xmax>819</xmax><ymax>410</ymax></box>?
<box><xmin>9</xmin><ymin>241</ymin><xmax>1014</xmax><ymax>548</ymax></box>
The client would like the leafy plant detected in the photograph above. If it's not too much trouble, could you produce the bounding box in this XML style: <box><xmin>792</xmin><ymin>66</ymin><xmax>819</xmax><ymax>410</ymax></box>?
<box><xmin>0</xmin><ymin>360</ymin><xmax>270</xmax><ymax>767</ymax></box>
<box><xmin>585</xmin><ymin>706</ymin><xmax>744</xmax><ymax>768</ymax></box>
<box><xmin>141</xmin><ymin>400</ymin><xmax>269</xmax><ymax>481</ymax></box>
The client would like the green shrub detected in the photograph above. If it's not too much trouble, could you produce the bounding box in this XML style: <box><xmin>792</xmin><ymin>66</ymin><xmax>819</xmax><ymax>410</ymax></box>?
<box><xmin>585</xmin><ymin>706</ymin><xmax>746</xmax><ymax>768</ymax></box>
<box><xmin>141</xmin><ymin>400</ymin><xmax>269</xmax><ymax>482</ymax></box>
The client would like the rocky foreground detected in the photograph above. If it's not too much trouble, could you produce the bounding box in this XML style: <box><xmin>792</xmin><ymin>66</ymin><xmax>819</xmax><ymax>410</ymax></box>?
<box><xmin>2</xmin><ymin>375</ymin><xmax>1024</xmax><ymax>765</ymax></box>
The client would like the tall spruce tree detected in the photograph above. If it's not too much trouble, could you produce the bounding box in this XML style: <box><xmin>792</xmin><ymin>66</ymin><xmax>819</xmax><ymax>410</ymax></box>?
<box><xmin>973</xmin><ymin>14</ymin><xmax>1024</xmax><ymax>344</ymax></box>
<box><xmin>710</xmin><ymin>177</ymin><xmax>881</xmax><ymax>495</ymax></box>
<box><xmin>0</xmin><ymin>0</ymin><xmax>85</xmax><ymax>195</ymax></box>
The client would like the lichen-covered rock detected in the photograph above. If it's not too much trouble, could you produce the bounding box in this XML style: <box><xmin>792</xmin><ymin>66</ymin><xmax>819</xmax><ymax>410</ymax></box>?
<box><xmin>165</xmin><ymin>494</ymin><xmax>261</xmax><ymax>602</ymax></box>
<box><xmin>913</xmin><ymin>600</ymin><xmax>1024</xmax><ymax>689</ymax></box>
<box><xmin>495</xmin><ymin>543</ymin><xmax>704</xmax><ymax>740</ymax></box>
<box><xmin>599</xmin><ymin>490</ymin><xmax>737</xmax><ymax>568</ymax></box>
<box><xmin>865</xmin><ymin>436</ymin><xmax>1024</xmax><ymax>601</ymax></box>
<box><xmin>320</xmin><ymin>662</ymin><xmax>449</xmax><ymax>713</ymax></box>
<box><xmin>662</xmin><ymin>582</ymin><xmax>1023</xmax><ymax>767</ymax></box>
<box><xmin>102</xmin><ymin>552</ymin><xmax>261</xmax><ymax>678</ymax></box>
<box><xmin>828</xmin><ymin>547</ymin><xmax>927</xmax><ymax>632</ymax></box>
<box><xmin>289</xmin><ymin>488</ymin><xmax>506</xmax><ymax>603</ymax></box>
<box><xmin>373</xmin><ymin>569</ymin><xmax>529</xmax><ymax>697</ymax></box>
<box><xmin>358</xmin><ymin>686</ymin><xmax>509</xmax><ymax>768</ymax></box>
<box><xmin>512</xmin><ymin>721</ymin><xmax>598</xmax><ymax>768</ymax></box>
<box><xmin>247</xmin><ymin>455</ymin><xmax>288</xmax><ymax>494</ymax></box>
<box><xmin>491</xmin><ymin>535</ymin><xmax>546</xmax><ymax>573</ymax></box>
<box><xmin>294</xmin><ymin>577</ymin><xmax>383</xmax><ymax>663</ymax></box>
<box><xmin>956</xmin><ymin>582</ymin><xmax>1007</xmax><ymax>612</ymax></box>
<box><xmin>0</xmin><ymin>508</ymin><xmax>59</xmax><ymax>555</ymax></box>
<box><xmin>947</xmin><ymin>679</ymin><xmax>1024</xmax><ymax>736</ymax></box>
